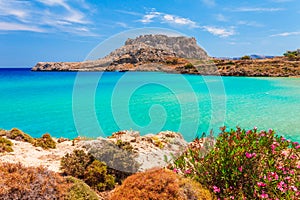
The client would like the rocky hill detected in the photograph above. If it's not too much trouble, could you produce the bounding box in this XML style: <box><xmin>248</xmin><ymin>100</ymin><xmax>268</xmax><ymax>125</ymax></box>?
<box><xmin>32</xmin><ymin>35</ymin><xmax>300</xmax><ymax>77</ymax></box>
<box><xmin>124</xmin><ymin>34</ymin><xmax>208</xmax><ymax>59</ymax></box>
<box><xmin>32</xmin><ymin>34</ymin><xmax>208</xmax><ymax>72</ymax></box>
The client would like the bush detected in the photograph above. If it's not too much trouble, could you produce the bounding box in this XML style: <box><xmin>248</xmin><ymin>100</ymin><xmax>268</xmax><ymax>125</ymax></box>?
<box><xmin>0</xmin><ymin>137</ymin><xmax>13</xmax><ymax>153</ymax></box>
<box><xmin>170</xmin><ymin>127</ymin><xmax>300</xmax><ymax>199</ymax></box>
<box><xmin>65</xmin><ymin>176</ymin><xmax>99</xmax><ymax>200</ymax></box>
<box><xmin>34</xmin><ymin>133</ymin><xmax>56</xmax><ymax>150</ymax></box>
<box><xmin>109</xmin><ymin>168</ymin><xmax>214</xmax><ymax>200</ymax></box>
<box><xmin>6</xmin><ymin>128</ymin><xmax>35</xmax><ymax>144</ymax></box>
<box><xmin>241</xmin><ymin>55</ymin><xmax>251</xmax><ymax>60</ymax></box>
<box><xmin>0</xmin><ymin>162</ymin><xmax>68</xmax><ymax>199</ymax></box>
<box><xmin>84</xmin><ymin>160</ymin><xmax>115</xmax><ymax>192</ymax></box>
<box><xmin>87</xmin><ymin>140</ymin><xmax>140</xmax><ymax>183</ymax></box>
<box><xmin>61</xmin><ymin>149</ymin><xmax>95</xmax><ymax>179</ymax></box>
<box><xmin>115</xmin><ymin>139</ymin><xmax>134</xmax><ymax>152</ymax></box>
<box><xmin>184</xmin><ymin>63</ymin><xmax>195</xmax><ymax>69</ymax></box>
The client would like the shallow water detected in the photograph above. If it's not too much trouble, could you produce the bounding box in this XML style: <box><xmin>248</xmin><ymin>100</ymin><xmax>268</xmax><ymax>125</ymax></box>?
<box><xmin>0</xmin><ymin>68</ymin><xmax>300</xmax><ymax>142</ymax></box>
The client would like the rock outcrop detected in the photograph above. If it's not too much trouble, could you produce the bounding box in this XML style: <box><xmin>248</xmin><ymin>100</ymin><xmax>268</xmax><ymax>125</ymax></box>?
<box><xmin>124</xmin><ymin>34</ymin><xmax>208</xmax><ymax>59</ymax></box>
<box><xmin>32</xmin><ymin>34</ymin><xmax>208</xmax><ymax>72</ymax></box>
<box><xmin>0</xmin><ymin>128</ymin><xmax>188</xmax><ymax>173</ymax></box>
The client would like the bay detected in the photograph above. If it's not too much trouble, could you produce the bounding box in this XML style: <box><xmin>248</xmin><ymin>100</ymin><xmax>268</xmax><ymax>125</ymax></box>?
<box><xmin>0</xmin><ymin>68</ymin><xmax>299</xmax><ymax>142</ymax></box>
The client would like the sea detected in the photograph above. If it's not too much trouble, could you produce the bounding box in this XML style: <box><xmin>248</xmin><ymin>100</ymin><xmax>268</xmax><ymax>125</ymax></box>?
<box><xmin>1</xmin><ymin>68</ymin><xmax>300</xmax><ymax>142</ymax></box>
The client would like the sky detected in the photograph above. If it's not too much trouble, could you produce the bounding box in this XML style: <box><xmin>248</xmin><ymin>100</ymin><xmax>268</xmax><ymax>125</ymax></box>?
<box><xmin>0</xmin><ymin>0</ymin><xmax>300</xmax><ymax>67</ymax></box>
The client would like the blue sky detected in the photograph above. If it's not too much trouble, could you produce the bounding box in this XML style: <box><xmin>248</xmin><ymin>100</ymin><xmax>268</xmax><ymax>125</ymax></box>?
<box><xmin>0</xmin><ymin>0</ymin><xmax>300</xmax><ymax>67</ymax></box>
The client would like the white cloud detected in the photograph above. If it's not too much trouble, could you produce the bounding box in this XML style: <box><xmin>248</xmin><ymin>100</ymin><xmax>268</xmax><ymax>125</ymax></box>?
<box><xmin>202</xmin><ymin>26</ymin><xmax>235</xmax><ymax>37</ymax></box>
<box><xmin>201</xmin><ymin>0</ymin><xmax>216</xmax><ymax>7</ymax></box>
<box><xmin>270</xmin><ymin>31</ymin><xmax>300</xmax><ymax>37</ymax></box>
<box><xmin>237</xmin><ymin>21</ymin><xmax>263</xmax><ymax>27</ymax></box>
<box><xmin>139</xmin><ymin>11</ymin><xmax>197</xmax><ymax>28</ymax></box>
<box><xmin>0</xmin><ymin>1</ymin><xmax>29</xmax><ymax>21</ymax></box>
<box><xmin>0</xmin><ymin>0</ymin><xmax>94</xmax><ymax>35</ymax></box>
<box><xmin>162</xmin><ymin>14</ymin><xmax>197</xmax><ymax>27</ymax></box>
<box><xmin>215</xmin><ymin>14</ymin><xmax>228</xmax><ymax>22</ymax></box>
<box><xmin>139</xmin><ymin>12</ymin><xmax>161</xmax><ymax>23</ymax></box>
<box><xmin>232</xmin><ymin>7</ymin><xmax>284</xmax><ymax>12</ymax></box>
<box><xmin>0</xmin><ymin>22</ymin><xmax>44</xmax><ymax>32</ymax></box>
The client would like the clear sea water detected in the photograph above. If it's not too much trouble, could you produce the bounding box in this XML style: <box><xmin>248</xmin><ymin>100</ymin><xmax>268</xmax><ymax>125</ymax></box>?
<box><xmin>1</xmin><ymin>68</ymin><xmax>300</xmax><ymax>142</ymax></box>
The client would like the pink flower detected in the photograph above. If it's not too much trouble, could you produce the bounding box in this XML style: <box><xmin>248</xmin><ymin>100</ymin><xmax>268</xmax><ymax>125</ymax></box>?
<box><xmin>173</xmin><ymin>168</ymin><xmax>179</xmax><ymax>173</ymax></box>
<box><xmin>254</xmin><ymin>126</ymin><xmax>257</xmax><ymax>130</ymax></box>
<box><xmin>290</xmin><ymin>186</ymin><xmax>298</xmax><ymax>192</ymax></box>
<box><xmin>184</xmin><ymin>169</ymin><xmax>191</xmax><ymax>174</ymax></box>
<box><xmin>268</xmin><ymin>129</ymin><xmax>273</xmax><ymax>133</ymax></box>
<box><xmin>230</xmin><ymin>196</ymin><xmax>235</xmax><ymax>199</ymax></box>
<box><xmin>285</xmin><ymin>176</ymin><xmax>291</xmax><ymax>181</ymax></box>
<box><xmin>260</xmin><ymin>193</ymin><xmax>268</xmax><ymax>199</ymax></box>
<box><xmin>246</xmin><ymin>130</ymin><xmax>252</xmax><ymax>134</ymax></box>
<box><xmin>213</xmin><ymin>186</ymin><xmax>220</xmax><ymax>193</ymax></box>
<box><xmin>257</xmin><ymin>182</ymin><xmax>267</xmax><ymax>187</ymax></box>
<box><xmin>238</xmin><ymin>166</ymin><xmax>243</xmax><ymax>172</ymax></box>
<box><xmin>295</xmin><ymin>145</ymin><xmax>300</xmax><ymax>149</ymax></box>
<box><xmin>293</xmin><ymin>142</ymin><xmax>299</xmax><ymax>146</ymax></box>
<box><xmin>245</xmin><ymin>152</ymin><xmax>256</xmax><ymax>158</ymax></box>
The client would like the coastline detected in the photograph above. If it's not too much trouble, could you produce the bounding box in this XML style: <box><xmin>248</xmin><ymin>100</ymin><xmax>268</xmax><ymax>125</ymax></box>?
<box><xmin>31</xmin><ymin>57</ymin><xmax>300</xmax><ymax>77</ymax></box>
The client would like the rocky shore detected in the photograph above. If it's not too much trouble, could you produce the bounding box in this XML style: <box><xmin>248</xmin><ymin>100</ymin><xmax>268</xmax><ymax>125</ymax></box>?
<box><xmin>0</xmin><ymin>128</ymin><xmax>188</xmax><ymax>173</ymax></box>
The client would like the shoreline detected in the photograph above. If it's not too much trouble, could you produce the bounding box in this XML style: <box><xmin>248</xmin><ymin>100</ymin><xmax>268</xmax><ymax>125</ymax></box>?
<box><xmin>30</xmin><ymin>57</ymin><xmax>300</xmax><ymax>77</ymax></box>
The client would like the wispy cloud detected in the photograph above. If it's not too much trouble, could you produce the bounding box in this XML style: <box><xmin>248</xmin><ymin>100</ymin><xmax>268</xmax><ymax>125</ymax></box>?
<box><xmin>0</xmin><ymin>22</ymin><xmax>44</xmax><ymax>32</ymax></box>
<box><xmin>140</xmin><ymin>11</ymin><xmax>161</xmax><ymax>23</ymax></box>
<box><xmin>270</xmin><ymin>31</ymin><xmax>300</xmax><ymax>37</ymax></box>
<box><xmin>138</xmin><ymin>10</ymin><xmax>235</xmax><ymax>37</ymax></box>
<box><xmin>201</xmin><ymin>0</ymin><xmax>216</xmax><ymax>7</ymax></box>
<box><xmin>139</xmin><ymin>11</ymin><xmax>198</xmax><ymax>28</ymax></box>
<box><xmin>202</xmin><ymin>26</ymin><xmax>235</xmax><ymax>37</ymax></box>
<box><xmin>231</xmin><ymin>7</ymin><xmax>284</xmax><ymax>12</ymax></box>
<box><xmin>215</xmin><ymin>14</ymin><xmax>228</xmax><ymax>22</ymax></box>
<box><xmin>237</xmin><ymin>20</ymin><xmax>264</xmax><ymax>27</ymax></box>
<box><xmin>162</xmin><ymin>14</ymin><xmax>198</xmax><ymax>27</ymax></box>
<box><xmin>0</xmin><ymin>0</ymin><xmax>95</xmax><ymax>36</ymax></box>
<box><xmin>115</xmin><ymin>10</ymin><xmax>142</xmax><ymax>16</ymax></box>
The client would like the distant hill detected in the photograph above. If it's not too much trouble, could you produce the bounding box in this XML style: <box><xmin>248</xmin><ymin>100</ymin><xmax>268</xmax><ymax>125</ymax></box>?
<box><xmin>32</xmin><ymin>34</ymin><xmax>209</xmax><ymax>72</ymax></box>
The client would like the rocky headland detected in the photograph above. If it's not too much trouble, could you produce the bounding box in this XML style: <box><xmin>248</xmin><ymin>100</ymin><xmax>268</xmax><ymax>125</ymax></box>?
<box><xmin>32</xmin><ymin>34</ymin><xmax>300</xmax><ymax>77</ymax></box>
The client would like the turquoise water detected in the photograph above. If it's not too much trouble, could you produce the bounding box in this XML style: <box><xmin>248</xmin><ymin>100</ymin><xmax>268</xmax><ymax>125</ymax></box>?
<box><xmin>1</xmin><ymin>68</ymin><xmax>300</xmax><ymax>142</ymax></box>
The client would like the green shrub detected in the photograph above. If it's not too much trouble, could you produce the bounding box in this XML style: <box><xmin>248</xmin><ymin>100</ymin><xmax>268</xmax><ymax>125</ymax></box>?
<box><xmin>115</xmin><ymin>139</ymin><xmax>134</xmax><ymax>152</ymax></box>
<box><xmin>61</xmin><ymin>149</ymin><xmax>95</xmax><ymax>179</ymax></box>
<box><xmin>87</xmin><ymin>140</ymin><xmax>140</xmax><ymax>184</ymax></box>
<box><xmin>110</xmin><ymin>168</ymin><xmax>214</xmax><ymax>200</ymax></box>
<box><xmin>166</xmin><ymin>58</ymin><xmax>179</xmax><ymax>65</ymax></box>
<box><xmin>170</xmin><ymin>127</ymin><xmax>300</xmax><ymax>199</ymax></box>
<box><xmin>184</xmin><ymin>63</ymin><xmax>194</xmax><ymax>69</ymax></box>
<box><xmin>241</xmin><ymin>55</ymin><xmax>251</xmax><ymax>60</ymax></box>
<box><xmin>65</xmin><ymin>176</ymin><xmax>99</xmax><ymax>200</ymax></box>
<box><xmin>0</xmin><ymin>137</ymin><xmax>13</xmax><ymax>153</ymax></box>
<box><xmin>0</xmin><ymin>162</ymin><xmax>68</xmax><ymax>199</ymax></box>
<box><xmin>84</xmin><ymin>160</ymin><xmax>115</xmax><ymax>192</ymax></box>
<box><xmin>34</xmin><ymin>133</ymin><xmax>56</xmax><ymax>149</ymax></box>
<box><xmin>151</xmin><ymin>136</ymin><xmax>164</xmax><ymax>149</ymax></box>
<box><xmin>6</xmin><ymin>128</ymin><xmax>35</xmax><ymax>144</ymax></box>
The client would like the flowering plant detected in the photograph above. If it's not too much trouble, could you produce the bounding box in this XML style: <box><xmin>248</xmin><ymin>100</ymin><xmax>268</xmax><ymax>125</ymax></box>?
<box><xmin>169</xmin><ymin>127</ymin><xmax>300</xmax><ymax>199</ymax></box>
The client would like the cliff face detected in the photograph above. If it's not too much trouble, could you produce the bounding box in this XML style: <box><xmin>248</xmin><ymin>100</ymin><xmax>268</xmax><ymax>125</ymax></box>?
<box><xmin>124</xmin><ymin>34</ymin><xmax>208</xmax><ymax>60</ymax></box>
<box><xmin>32</xmin><ymin>34</ymin><xmax>208</xmax><ymax>72</ymax></box>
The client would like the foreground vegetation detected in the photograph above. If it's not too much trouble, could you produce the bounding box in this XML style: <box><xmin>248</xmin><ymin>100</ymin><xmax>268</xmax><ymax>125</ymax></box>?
<box><xmin>169</xmin><ymin>127</ymin><xmax>300</xmax><ymax>199</ymax></box>
<box><xmin>1</xmin><ymin>127</ymin><xmax>299</xmax><ymax>199</ymax></box>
